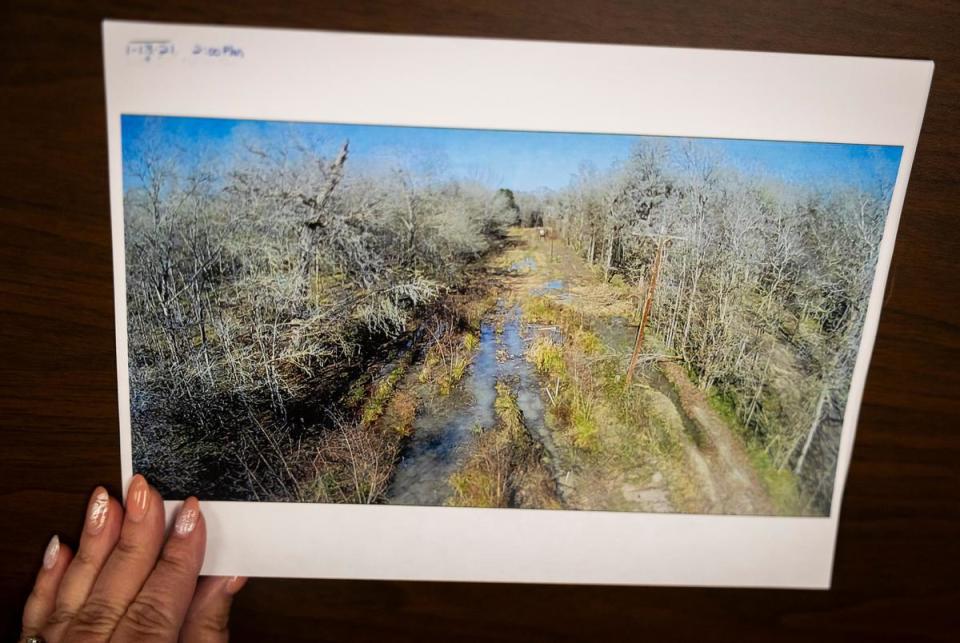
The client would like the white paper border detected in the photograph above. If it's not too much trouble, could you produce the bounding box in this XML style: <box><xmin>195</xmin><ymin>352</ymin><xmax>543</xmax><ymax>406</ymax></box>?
<box><xmin>102</xmin><ymin>20</ymin><xmax>933</xmax><ymax>588</ymax></box>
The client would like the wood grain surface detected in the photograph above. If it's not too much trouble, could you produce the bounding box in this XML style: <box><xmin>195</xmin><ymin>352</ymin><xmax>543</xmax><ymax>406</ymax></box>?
<box><xmin>1</xmin><ymin>1</ymin><xmax>958</xmax><ymax>641</ymax></box>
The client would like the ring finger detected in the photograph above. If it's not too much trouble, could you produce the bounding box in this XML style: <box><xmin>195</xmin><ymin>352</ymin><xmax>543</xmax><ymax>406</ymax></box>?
<box><xmin>41</xmin><ymin>485</ymin><xmax>123</xmax><ymax>641</ymax></box>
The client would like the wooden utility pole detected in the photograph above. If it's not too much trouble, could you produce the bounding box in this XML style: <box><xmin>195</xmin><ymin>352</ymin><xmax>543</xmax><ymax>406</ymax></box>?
<box><xmin>625</xmin><ymin>236</ymin><xmax>666</xmax><ymax>386</ymax></box>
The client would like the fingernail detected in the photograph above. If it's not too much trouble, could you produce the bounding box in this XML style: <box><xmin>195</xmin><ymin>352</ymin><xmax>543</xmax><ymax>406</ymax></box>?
<box><xmin>43</xmin><ymin>535</ymin><xmax>60</xmax><ymax>569</ymax></box>
<box><xmin>87</xmin><ymin>487</ymin><xmax>110</xmax><ymax>535</ymax></box>
<box><xmin>126</xmin><ymin>475</ymin><xmax>150</xmax><ymax>523</ymax></box>
<box><xmin>225</xmin><ymin>575</ymin><xmax>248</xmax><ymax>595</ymax></box>
<box><xmin>174</xmin><ymin>499</ymin><xmax>200</xmax><ymax>537</ymax></box>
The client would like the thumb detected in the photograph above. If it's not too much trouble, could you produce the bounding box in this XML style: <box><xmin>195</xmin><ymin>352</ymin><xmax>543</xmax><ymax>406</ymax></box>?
<box><xmin>180</xmin><ymin>576</ymin><xmax>247</xmax><ymax>643</ymax></box>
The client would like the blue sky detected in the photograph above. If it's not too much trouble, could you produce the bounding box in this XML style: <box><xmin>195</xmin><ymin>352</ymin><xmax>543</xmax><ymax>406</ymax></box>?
<box><xmin>121</xmin><ymin>115</ymin><xmax>901</xmax><ymax>193</ymax></box>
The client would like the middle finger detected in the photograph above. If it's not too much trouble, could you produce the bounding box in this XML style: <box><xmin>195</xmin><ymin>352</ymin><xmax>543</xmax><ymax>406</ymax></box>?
<box><xmin>63</xmin><ymin>475</ymin><xmax>166</xmax><ymax>642</ymax></box>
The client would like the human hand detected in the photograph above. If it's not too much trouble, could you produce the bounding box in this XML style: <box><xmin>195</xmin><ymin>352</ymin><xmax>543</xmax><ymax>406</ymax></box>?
<box><xmin>20</xmin><ymin>475</ymin><xmax>246</xmax><ymax>642</ymax></box>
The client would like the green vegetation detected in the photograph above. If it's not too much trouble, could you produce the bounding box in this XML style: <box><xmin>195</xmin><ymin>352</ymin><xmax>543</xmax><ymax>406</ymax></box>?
<box><xmin>463</xmin><ymin>331</ymin><xmax>480</xmax><ymax>353</ymax></box>
<box><xmin>344</xmin><ymin>375</ymin><xmax>371</xmax><ymax>409</ymax></box>
<box><xmin>572</xmin><ymin>329</ymin><xmax>603</xmax><ymax>355</ymax></box>
<box><xmin>748</xmin><ymin>448</ymin><xmax>803</xmax><ymax>515</ymax></box>
<box><xmin>707</xmin><ymin>388</ymin><xmax>803</xmax><ymax>514</ymax></box>
<box><xmin>504</xmin><ymin>229</ymin><xmax>807</xmax><ymax>514</ymax></box>
<box><xmin>519</xmin><ymin>284</ymin><xmax>708</xmax><ymax>513</ymax></box>
<box><xmin>521</xmin><ymin>296</ymin><xmax>565</xmax><ymax>326</ymax></box>
<box><xmin>528</xmin><ymin>336</ymin><xmax>565</xmax><ymax>378</ymax></box>
<box><xmin>571</xmin><ymin>401</ymin><xmax>600</xmax><ymax>450</ymax></box>
<box><xmin>360</xmin><ymin>364</ymin><xmax>407</xmax><ymax>426</ymax></box>
<box><xmin>301</xmin><ymin>358</ymin><xmax>421</xmax><ymax>504</ymax></box>
<box><xmin>527</xmin><ymin>332</ymin><xmax>602</xmax><ymax>453</ymax></box>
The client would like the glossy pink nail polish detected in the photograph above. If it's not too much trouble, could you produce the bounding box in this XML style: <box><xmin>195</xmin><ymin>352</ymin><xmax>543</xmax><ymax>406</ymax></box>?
<box><xmin>43</xmin><ymin>534</ymin><xmax>60</xmax><ymax>570</ymax></box>
<box><xmin>174</xmin><ymin>501</ymin><xmax>200</xmax><ymax>537</ymax></box>
<box><xmin>87</xmin><ymin>487</ymin><xmax>110</xmax><ymax>535</ymax></box>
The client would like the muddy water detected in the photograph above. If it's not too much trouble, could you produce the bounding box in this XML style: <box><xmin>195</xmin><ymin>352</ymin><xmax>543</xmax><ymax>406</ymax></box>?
<box><xmin>498</xmin><ymin>306</ymin><xmax>564</xmax><ymax>472</ymax></box>
<box><xmin>385</xmin><ymin>302</ymin><xmax>558</xmax><ymax>506</ymax></box>
<box><xmin>385</xmin><ymin>267</ymin><xmax>698</xmax><ymax>508</ymax></box>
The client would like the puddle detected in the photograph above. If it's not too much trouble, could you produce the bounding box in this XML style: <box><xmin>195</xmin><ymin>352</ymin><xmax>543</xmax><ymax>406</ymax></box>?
<box><xmin>385</xmin><ymin>303</ymin><xmax>559</xmax><ymax>506</ymax></box>
<box><xmin>385</xmin><ymin>263</ymin><xmax>701</xmax><ymax>508</ymax></box>
<box><xmin>509</xmin><ymin>257</ymin><xmax>537</xmax><ymax>272</ymax></box>
<box><xmin>532</xmin><ymin>278</ymin><xmax>565</xmax><ymax>296</ymax></box>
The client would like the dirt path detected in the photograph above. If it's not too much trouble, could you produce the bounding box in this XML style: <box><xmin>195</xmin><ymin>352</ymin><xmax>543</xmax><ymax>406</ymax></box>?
<box><xmin>659</xmin><ymin>361</ymin><xmax>775</xmax><ymax>515</ymax></box>
<box><xmin>502</xmin><ymin>229</ymin><xmax>775</xmax><ymax>515</ymax></box>
<box><xmin>496</xmin><ymin>232</ymin><xmax>678</xmax><ymax>513</ymax></box>
<box><xmin>384</xmin><ymin>229</ymin><xmax>775</xmax><ymax>515</ymax></box>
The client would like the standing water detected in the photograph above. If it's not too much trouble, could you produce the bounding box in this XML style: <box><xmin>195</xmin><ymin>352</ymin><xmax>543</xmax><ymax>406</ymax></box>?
<box><xmin>385</xmin><ymin>302</ymin><xmax>559</xmax><ymax>506</ymax></box>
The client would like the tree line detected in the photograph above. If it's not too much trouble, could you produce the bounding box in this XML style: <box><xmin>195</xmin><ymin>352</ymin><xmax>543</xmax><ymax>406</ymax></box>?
<box><xmin>539</xmin><ymin>141</ymin><xmax>889</xmax><ymax>511</ymax></box>
<box><xmin>125</xmin><ymin>123</ymin><xmax>887</xmax><ymax>512</ymax></box>
<box><xmin>124</xmin><ymin>126</ymin><xmax>520</xmax><ymax>500</ymax></box>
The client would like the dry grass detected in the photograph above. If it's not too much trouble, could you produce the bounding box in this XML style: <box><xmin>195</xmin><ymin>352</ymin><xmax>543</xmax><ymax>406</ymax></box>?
<box><xmin>418</xmin><ymin>332</ymin><xmax>477</xmax><ymax>396</ymax></box>
<box><xmin>296</xmin><ymin>352</ymin><xmax>422</xmax><ymax>504</ymax></box>
<box><xmin>518</xmin><ymin>285</ymin><xmax>709</xmax><ymax>512</ymax></box>
<box><xmin>448</xmin><ymin>381</ymin><xmax>561</xmax><ymax>509</ymax></box>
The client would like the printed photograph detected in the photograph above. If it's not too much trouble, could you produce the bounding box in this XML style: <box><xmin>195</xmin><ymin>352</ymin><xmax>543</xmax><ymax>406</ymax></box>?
<box><xmin>121</xmin><ymin>115</ymin><xmax>900</xmax><ymax>516</ymax></box>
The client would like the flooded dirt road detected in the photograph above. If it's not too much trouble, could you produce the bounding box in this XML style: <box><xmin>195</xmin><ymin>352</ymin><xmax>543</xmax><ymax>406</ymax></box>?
<box><xmin>385</xmin><ymin>302</ymin><xmax>559</xmax><ymax>506</ymax></box>
<box><xmin>384</xmin><ymin>230</ymin><xmax>776</xmax><ymax>515</ymax></box>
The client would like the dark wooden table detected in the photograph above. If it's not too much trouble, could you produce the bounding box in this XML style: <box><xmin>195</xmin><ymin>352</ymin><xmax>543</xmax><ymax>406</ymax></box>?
<box><xmin>2</xmin><ymin>2</ymin><xmax>958</xmax><ymax>641</ymax></box>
